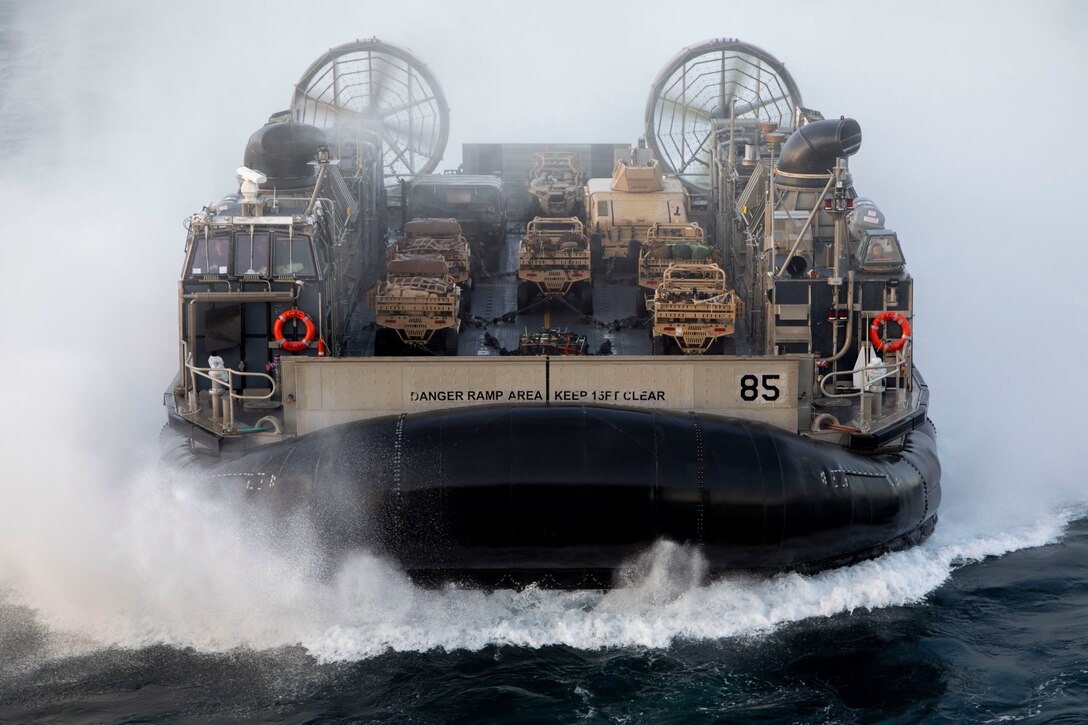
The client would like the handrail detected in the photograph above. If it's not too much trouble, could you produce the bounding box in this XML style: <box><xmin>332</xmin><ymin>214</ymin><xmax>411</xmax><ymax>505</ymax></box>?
<box><xmin>816</xmin><ymin>348</ymin><xmax>911</xmax><ymax>432</ymax></box>
<box><xmin>817</xmin><ymin>354</ymin><xmax>905</xmax><ymax>399</ymax></box>
<box><xmin>181</xmin><ymin>348</ymin><xmax>277</xmax><ymax>432</ymax></box>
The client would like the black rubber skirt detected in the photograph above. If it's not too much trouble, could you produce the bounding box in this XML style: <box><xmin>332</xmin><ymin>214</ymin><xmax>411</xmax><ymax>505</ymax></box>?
<box><xmin>214</xmin><ymin>405</ymin><xmax>941</xmax><ymax>587</ymax></box>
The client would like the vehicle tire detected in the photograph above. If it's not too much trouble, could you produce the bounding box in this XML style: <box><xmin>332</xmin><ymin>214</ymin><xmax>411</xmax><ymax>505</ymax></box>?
<box><xmin>635</xmin><ymin>290</ymin><xmax>647</xmax><ymax>318</ymax></box>
<box><xmin>488</xmin><ymin>244</ymin><xmax>503</xmax><ymax>272</ymax></box>
<box><xmin>652</xmin><ymin>335</ymin><xmax>665</xmax><ymax>356</ymax></box>
<box><xmin>460</xmin><ymin>284</ymin><xmax>472</xmax><ymax>314</ymax></box>
<box><xmin>517</xmin><ymin>281</ymin><xmax>533</xmax><ymax>310</ymax></box>
<box><xmin>444</xmin><ymin>327</ymin><xmax>460</xmax><ymax>356</ymax></box>
<box><xmin>590</xmin><ymin>234</ymin><xmax>602</xmax><ymax>272</ymax></box>
<box><xmin>628</xmin><ymin>240</ymin><xmax>641</xmax><ymax>272</ymax></box>
<box><xmin>578</xmin><ymin>282</ymin><xmax>594</xmax><ymax>315</ymax></box>
<box><xmin>374</xmin><ymin>328</ymin><xmax>392</xmax><ymax>356</ymax></box>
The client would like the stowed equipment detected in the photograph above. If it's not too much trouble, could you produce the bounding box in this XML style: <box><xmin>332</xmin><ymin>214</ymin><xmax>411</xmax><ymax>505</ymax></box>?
<box><xmin>528</xmin><ymin>151</ymin><xmax>584</xmax><ymax>217</ymax></box>
<box><xmin>369</xmin><ymin>254</ymin><xmax>462</xmax><ymax>355</ymax></box>
<box><xmin>516</xmin><ymin>217</ymin><xmax>593</xmax><ymax>314</ymax></box>
<box><xmin>636</xmin><ymin>222</ymin><xmax>718</xmax><ymax>317</ymax></box>
<box><xmin>651</xmin><ymin>263</ymin><xmax>742</xmax><ymax>355</ymax></box>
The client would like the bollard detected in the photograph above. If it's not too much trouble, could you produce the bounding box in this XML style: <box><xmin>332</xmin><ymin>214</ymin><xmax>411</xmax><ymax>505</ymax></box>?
<box><xmin>208</xmin><ymin>355</ymin><xmax>229</xmax><ymax>425</ymax></box>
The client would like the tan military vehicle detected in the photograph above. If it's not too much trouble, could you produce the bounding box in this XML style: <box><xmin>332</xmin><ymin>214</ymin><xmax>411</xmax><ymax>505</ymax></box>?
<box><xmin>389</xmin><ymin>217</ymin><xmax>474</xmax><ymax>310</ymax></box>
<box><xmin>369</xmin><ymin>254</ymin><xmax>462</xmax><ymax>355</ymax></box>
<box><xmin>584</xmin><ymin>142</ymin><xmax>689</xmax><ymax>272</ymax></box>
<box><xmin>651</xmin><ymin>263</ymin><xmax>742</xmax><ymax>355</ymax></box>
<box><xmin>636</xmin><ymin>222</ymin><xmax>720</xmax><ymax>317</ymax></box>
<box><xmin>516</xmin><ymin>217</ymin><xmax>593</xmax><ymax>313</ymax></box>
<box><xmin>528</xmin><ymin>151</ymin><xmax>583</xmax><ymax>217</ymax></box>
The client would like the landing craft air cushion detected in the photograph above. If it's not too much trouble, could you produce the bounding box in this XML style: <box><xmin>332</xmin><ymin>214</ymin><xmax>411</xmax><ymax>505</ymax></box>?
<box><xmin>164</xmin><ymin>38</ymin><xmax>940</xmax><ymax>588</ymax></box>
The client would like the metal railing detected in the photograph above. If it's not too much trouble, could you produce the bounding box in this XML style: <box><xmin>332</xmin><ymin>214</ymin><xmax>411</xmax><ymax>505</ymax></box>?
<box><xmin>816</xmin><ymin>347</ymin><xmax>911</xmax><ymax>432</ymax></box>
<box><xmin>180</xmin><ymin>343</ymin><xmax>277</xmax><ymax>433</ymax></box>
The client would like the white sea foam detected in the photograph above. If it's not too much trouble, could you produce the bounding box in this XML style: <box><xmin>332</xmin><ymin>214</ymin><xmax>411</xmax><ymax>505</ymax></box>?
<box><xmin>1</xmin><ymin>449</ymin><xmax>1084</xmax><ymax>664</ymax></box>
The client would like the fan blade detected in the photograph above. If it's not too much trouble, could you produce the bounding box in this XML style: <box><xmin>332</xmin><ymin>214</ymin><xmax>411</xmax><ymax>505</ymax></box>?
<box><xmin>381</xmin><ymin>94</ymin><xmax>438</xmax><ymax>119</ymax></box>
<box><xmin>733</xmin><ymin>92</ymin><xmax>791</xmax><ymax>118</ymax></box>
<box><xmin>368</xmin><ymin>52</ymin><xmax>390</xmax><ymax>111</ymax></box>
<box><xmin>387</xmin><ymin>116</ymin><xmax>436</xmax><ymax>162</ymax></box>
<box><xmin>292</xmin><ymin>88</ymin><xmax>368</xmax><ymax>126</ymax></box>
<box><xmin>657</xmin><ymin>97</ymin><xmax>713</xmax><ymax>122</ymax></box>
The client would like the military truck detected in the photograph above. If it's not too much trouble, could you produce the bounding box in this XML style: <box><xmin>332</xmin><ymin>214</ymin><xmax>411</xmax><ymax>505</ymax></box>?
<box><xmin>369</xmin><ymin>255</ymin><xmax>462</xmax><ymax>355</ymax></box>
<box><xmin>390</xmin><ymin>217</ymin><xmax>474</xmax><ymax>309</ymax></box>
<box><xmin>584</xmin><ymin>141</ymin><xmax>689</xmax><ymax>273</ymax></box>
<box><xmin>408</xmin><ymin>175</ymin><xmax>506</xmax><ymax>270</ymax></box>
<box><xmin>651</xmin><ymin>263</ymin><xmax>742</xmax><ymax>355</ymax></box>
<box><xmin>636</xmin><ymin>222</ymin><xmax>719</xmax><ymax>317</ymax></box>
<box><xmin>516</xmin><ymin>217</ymin><xmax>593</xmax><ymax>313</ymax></box>
<box><xmin>527</xmin><ymin>151</ymin><xmax>583</xmax><ymax>217</ymax></box>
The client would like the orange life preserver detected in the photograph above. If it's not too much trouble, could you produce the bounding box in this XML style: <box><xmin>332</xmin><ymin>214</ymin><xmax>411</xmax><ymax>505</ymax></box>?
<box><xmin>869</xmin><ymin>310</ymin><xmax>911</xmax><ymax>353</ymax></box>
<box><xmin>274</xmin><ymin>308</ymin><xmax>316</xmax><ymax>352</ymax></box>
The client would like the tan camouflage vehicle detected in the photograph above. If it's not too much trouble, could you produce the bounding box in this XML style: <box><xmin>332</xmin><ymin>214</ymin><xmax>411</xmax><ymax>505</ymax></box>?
<box><xmin>636</xmin><ymin>222</ymin><xmax>720</xmax><ymax>317</ymax></box>
<box><xmin>528</xmin><ymin>151</ymin><xmax>583</xmax><ymax>216</ymax></box>
<box><xmin>584</xmin><ymin>143</ymin><xmax>689</xmax><ymax>272</ymax></box>
<box><xmin>516</xmin><ymin>217</ymin><xmax>593</xmax><ymax>313</ymax></box>
<box><xmin>368</xmin><ymin>254</ymin><xmax>462</xmax><ymax>355</ymax></box>
<box><xmin>651</xmin><ymin>263</ymin><xmax>742</xmax><ymax>355</ymax></box>
<box><xmin>389</xmin><ymin>217</ymin><xmax>474</xmax><ymax>309</ymax></box>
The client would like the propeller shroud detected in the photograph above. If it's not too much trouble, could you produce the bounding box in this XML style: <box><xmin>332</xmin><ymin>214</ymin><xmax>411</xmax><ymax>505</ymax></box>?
<box><xmin>644</xmin><ymin>39</ymin><xmax>802</xmax><ymax>191</ymax></box>
<box><xmin>291</xmin><ymin>38</ymin><xmax>450</xmax><ymax>178</ymax></box>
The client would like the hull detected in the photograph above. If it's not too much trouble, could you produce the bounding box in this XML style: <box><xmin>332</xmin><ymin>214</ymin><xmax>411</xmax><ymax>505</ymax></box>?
<box><xmin>214</xmin><ymin>404</ymin><xmax>941</xmax><ymax>587</ymax></box>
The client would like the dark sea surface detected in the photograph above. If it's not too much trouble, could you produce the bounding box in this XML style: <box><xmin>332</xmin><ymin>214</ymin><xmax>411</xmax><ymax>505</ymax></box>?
<box><xmin>2</xmin><ymin>514</ymin><xmax>1086</xmax><ymax>724</ymax></box>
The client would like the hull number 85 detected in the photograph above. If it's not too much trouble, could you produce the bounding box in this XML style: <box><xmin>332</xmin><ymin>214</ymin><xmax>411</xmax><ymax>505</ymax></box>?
<box><xmin>740</xmin><ymin>374</ymin><xmax>782</xmax><ymax>402</ymax></box>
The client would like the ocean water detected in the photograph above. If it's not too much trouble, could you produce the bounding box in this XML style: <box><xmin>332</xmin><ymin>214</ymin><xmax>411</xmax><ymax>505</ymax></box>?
<box><xmin>1</xmin><ymin>486</ymin><xmax>1085</xmax><ymax>723</ymax></box>
<box><xmin>3</xmin><ymin>1</ymin><xmax>1088</xmax><ymax>722</ymax></box>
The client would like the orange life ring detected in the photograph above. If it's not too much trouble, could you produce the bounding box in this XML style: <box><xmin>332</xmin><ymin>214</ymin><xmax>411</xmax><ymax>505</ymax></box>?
<box><xmin>273</xmin><ymin>309</ymin><xmax>316</xmax><ymax>352</ymax></box>
<box><xmin>869</xmin><ymin>310</ymin><xmax>911</xmax><ymax>353</ymax></box>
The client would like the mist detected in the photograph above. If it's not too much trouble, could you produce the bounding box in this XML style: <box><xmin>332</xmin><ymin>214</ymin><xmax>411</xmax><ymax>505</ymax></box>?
<box><xmin>1</xmin><ymin>0</ymin><xmax>1086</xmax><ymax>660</ymax></box>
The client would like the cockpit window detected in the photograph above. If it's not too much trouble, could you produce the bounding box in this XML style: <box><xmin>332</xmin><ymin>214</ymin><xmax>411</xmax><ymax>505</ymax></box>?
<box><xmin>476</xmin><ymin>187</ymin><xmax>501</xmax><ymax>207</ymax></box>
<box><xmin>856</xmin><ymin>231</ymin><xmax>905</xmax><ymax>270</ymax></box>
<box><xmin>411</xmin><ymin>184</ymin><xmax>502</xmax><ymax>217</ymax></box>
<box><xmin>273</xmin><ymin>234</ymin><xmax>316</xmax><ymax>276</ymax></box>
<box><xmin>235</xmin><ymin>230</ymin><xmax>270</xmax><ymax>276</ymax></box>
<box><xmin>189</xmin><ymin>232</ymin><xmax>231</xmax><ymax>276</ymax></box>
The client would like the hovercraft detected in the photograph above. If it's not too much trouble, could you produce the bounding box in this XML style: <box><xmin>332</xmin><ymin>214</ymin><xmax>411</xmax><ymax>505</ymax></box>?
<box><xmin>164</xmin><ymin>39</ymin><xmax>941</xmax><ymax>588</ymax></box>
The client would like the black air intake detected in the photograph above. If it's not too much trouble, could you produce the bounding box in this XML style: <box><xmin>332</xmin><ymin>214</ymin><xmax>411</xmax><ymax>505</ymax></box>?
<box><xmin>776</xmin><ymin>118</ymin><xmax>862</xmax><ymax>188</ymax></box>
<box><xmin>243</xmin><ymin>122</ymin><xmax>326</xmax><ymax>182</ymax></box>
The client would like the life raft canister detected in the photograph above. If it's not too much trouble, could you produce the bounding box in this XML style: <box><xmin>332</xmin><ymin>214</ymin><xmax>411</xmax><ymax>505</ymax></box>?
<box><xmin>869</xmin><ymin>310</ymin><xmax>911</xmax><ymax>353</ymax></box>
<box><xmin>274</xmin><ymin>308</ymin><xmax>316</xmax><ymax>352</ymax></box>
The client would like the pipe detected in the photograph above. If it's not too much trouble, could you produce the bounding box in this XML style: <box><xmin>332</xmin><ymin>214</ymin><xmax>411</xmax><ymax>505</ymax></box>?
<box><xmin>304</xmin><ymin>162</ymin><xmax>329</xmax><ymax>216</ymax></box>
<box><xmin>823</xmin><ymin>271</ymin><xmax>856</xmax><ymax>364</ymax></box>
<box><xmin>777</xmin><ymin>118</ymin><xmax>862</xmax><ymax>188</ymax></box>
